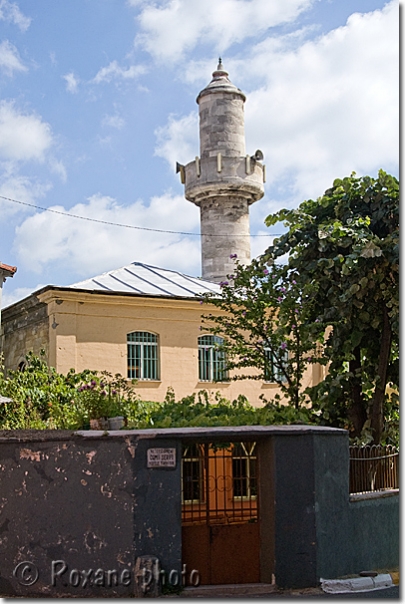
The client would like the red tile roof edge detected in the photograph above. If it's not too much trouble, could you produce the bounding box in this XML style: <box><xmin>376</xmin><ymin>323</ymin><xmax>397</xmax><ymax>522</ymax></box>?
<box><xmin>0</xmin><ymin>262</ymin><xmax>17</xmax><ymax>275</ymax></box>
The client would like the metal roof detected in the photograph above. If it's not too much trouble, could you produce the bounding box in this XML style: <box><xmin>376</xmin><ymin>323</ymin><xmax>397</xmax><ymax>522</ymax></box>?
<box><xmin>70</xmin><ymin>262</ymin><xmax>221</xmax><ymax>298</ymax></box>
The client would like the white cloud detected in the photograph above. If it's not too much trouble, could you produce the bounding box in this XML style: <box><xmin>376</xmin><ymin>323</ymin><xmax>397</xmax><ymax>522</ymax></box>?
<box><xmin>92</xmin><ymin>60</ymin><xmax>146</xmax><ymax>84</ymax></box>
<box><xmin>14</xmin><ymin>193</ymin><xmax>202</xmax><ymax>279</ymax></box>
<box><xmin>0</xmin><ymin>174</ymin><xmax>52</xmax><ymax>218</ymax></box>
<box><xmin>48</xmin><ymin>158</ymin><xmax>67</xmax><ymax>182</ymax></box>
<box><xmin>243</xmin><ymin>0</ymin><xmax>399</xmax><ymax>200</ymax></box>
<box><xmin>0</xmin><ymin>40</ymin><xmax>27</xmax><ymax>75</ymax></box>
<box><xmin>155</xmin><ymin>1</ymin><xmax>398</xmax><ymax>208</ymax></box>
<box><xmin>135</xmin><ymin>0</ymin><xmax>314</xmax><ymax>63</ymax></box>
<box><xmin>102</xmin><ymin>113</ymin><xmax>125</xmax><ymax>130</ymax></box>
<box><xmin>2</xmin><ymin>285</ymin><xmax>46</xmax><ymax>309</ymax></box>
<box><xmin>154</xmin><ymin>112</ymin><xmax>198</xmax><ymax>166</ymax></box>
<box><xmin>0</xmin><ymin>0</ymin><xmax>31</xmax><ymax>31</ymax></box>
<box><xmin>0</xmin><ymin>101</ymin><xmax>53</xmax><ymax>162</ymax></box>
<box><xmin>63</xmin><ymin>72</ymin><xmax>79</xmax><ymax>93</ymax></box>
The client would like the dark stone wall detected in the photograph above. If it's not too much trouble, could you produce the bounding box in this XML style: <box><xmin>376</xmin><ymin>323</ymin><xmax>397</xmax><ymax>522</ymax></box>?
<box><xmin>132</xmin><ymin>438</ymin><xmax>182</xmax><ymax>575</ymax></box>
<box><xmin>272</xmin><ymin>434</ymin><xmax>317</xmax><ymax>588</ymax></box>
<box><xmin>1</xmin><ymin>294</ymin><xmax>49</xmax><ymax>370</ymax></box>
<box><xmin>313</xmin><ymin>433</ymin><xmax>399</xmax><ymax>579</ymax></box>
<box><xmin>347</xmin><ymin>494</ymin><xmax>399</xmax><ymax>572</ymax></box>
<box><xmin>0</xmin><ymin>432</ymin><xmax>182</xmax><ymax>597</ymax></box>
<box><xmin>0</xmin><ymin>426</ymin><xmax>399</xmax><ymax>595</ymax></box>
<box><xmin>313</xmin><ymin>433</ymin><xmax>351</xmax><ymax>580</ymax></box>
<box><xmin>273</xmin><ymin>431</ymin><xmax>399</xmax><ymax>587</ymax></box>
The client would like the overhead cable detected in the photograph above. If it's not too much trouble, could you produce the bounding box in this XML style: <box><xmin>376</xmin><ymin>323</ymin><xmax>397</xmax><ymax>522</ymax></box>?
<box><xmin>0</xmin><ymin>194</ymin><xmax>282</xmax><ymax>238</ymax></box>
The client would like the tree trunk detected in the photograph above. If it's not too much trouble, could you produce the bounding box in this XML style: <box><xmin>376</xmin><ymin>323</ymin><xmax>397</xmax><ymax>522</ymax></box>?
<box><xmin>348</xmin><ymin>346</ymin><xmax>367</xmax><ymax>437</ymax></box>
<box><xmin>370</xmin><ymin>305</ymin><xmax>392</xmax><ymax>445</ymax></box>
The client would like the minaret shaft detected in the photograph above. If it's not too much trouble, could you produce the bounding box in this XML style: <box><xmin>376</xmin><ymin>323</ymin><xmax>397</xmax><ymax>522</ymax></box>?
<box><xmin>179</xmin><ymin>60</ymin><xmax>264</xmax><ymax>283</ymax></box>
<box><xmin>200</xmin><ymin>197</ymin><xmax>250</xmax><ymax>283</ymax></box>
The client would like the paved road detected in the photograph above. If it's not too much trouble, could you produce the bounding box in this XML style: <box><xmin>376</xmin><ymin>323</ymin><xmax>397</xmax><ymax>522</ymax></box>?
<box><xmin>250</xmin><ymin>586</ymin><xmax>399</xmax><ymax>598</ymax></box>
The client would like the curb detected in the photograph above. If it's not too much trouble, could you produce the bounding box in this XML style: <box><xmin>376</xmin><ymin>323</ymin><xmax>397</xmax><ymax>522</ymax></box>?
<box><xmin>180</xmin><ymin>583</ymin><xmax>276</xmax><ymax>597</ymax></box>
<box><xmin>321</xmin><ymin>573</ymin><xmax>394</xmax><ymax>594</ymax></box>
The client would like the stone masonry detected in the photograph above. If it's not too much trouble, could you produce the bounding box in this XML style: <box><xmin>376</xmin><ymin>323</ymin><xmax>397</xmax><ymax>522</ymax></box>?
<box><xmin>1</xmin><ymin>294</ymin><xmax>49</xmax><ymax>370</ymax></box>
<box><xmin>180</xmin><ymin>60</ymin><xmax>265</xmax><ymax>283</ymax></box>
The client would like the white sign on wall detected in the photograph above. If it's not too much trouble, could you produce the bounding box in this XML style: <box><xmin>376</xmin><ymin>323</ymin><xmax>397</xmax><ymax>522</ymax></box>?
<box><xmin>147</xmin><ymin>448</ymin><xmax>176</xmax><ymax>468</ymax></box>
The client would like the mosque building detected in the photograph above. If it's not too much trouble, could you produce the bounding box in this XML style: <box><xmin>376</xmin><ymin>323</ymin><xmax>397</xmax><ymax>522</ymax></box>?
<box><xmin>0</xmin><ymin>62</ymin><xmax>320</xmax><ymax>403</ymax></box>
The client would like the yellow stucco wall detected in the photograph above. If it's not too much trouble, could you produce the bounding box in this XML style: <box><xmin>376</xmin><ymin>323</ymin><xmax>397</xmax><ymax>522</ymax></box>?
<box><xmin>38</xmin><ymin>289</ymin><xmax>320</xmax><ymax>405</ymax></box>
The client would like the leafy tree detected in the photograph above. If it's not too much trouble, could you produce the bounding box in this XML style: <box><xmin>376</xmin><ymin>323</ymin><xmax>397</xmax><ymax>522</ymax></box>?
<box><xmin>0</xmin><ymin>351</ymin><xmax>153</xmax><ymax>430</ymax></box>
<box><xmin>201</xmin><ymin>171</ymin><xmax>398</xmax><ymax>445</ymax></box>
<box><xmin>201</xmin><ymin>261</ymin><xmax>321</xmax><ymax>410</ymax></box>
<box><xmin>263</xmin><ymin>170</ymin><xmax>399</xmax><ymax>444</ymax></box>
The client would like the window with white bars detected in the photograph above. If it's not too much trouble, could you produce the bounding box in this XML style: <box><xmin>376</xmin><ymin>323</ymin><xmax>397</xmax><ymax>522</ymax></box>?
<box><xmin>198</xmin><ymin>335</ymin><xmax>228</xmax><ymax>382</ymax></box>
<box><xmin>264</xmin><ymin>347</ymin><xmax>288</xmax><ymax>382</ymax></box>
<box><xmin>182</xmin><ymin>444</ymin><xmax>204</xmax><ymax>504</ymax></box>
<box><xmin>232</xmin><ymin>442</ymin><xmax>257</xmax><ymax>499</ymax></box>
<box><xmin>127</xmin><ymin>331</ymin><xmax>159</xmax><ymax>380</ymax></box>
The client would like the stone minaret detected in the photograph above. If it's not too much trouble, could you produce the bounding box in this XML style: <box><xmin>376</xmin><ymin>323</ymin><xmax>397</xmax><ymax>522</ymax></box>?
<box><xmin>177</xmin><ymin>59</ymin><xmax>265</xmax><ymax>283</ymax></box>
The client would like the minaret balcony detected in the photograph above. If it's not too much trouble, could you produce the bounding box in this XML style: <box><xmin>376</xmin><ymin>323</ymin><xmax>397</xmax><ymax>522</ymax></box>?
<box><xmin>183</xmin><ymin>155</ymin><xmax>265</xmax><ymax>206</ymax></box>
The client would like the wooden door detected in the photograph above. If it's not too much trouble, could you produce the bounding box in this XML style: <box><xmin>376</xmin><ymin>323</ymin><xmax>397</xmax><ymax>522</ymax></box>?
<box><xmin>181</xmin><ymin>442</ymin><xmax>260</xmax><ymax>585</ymax></box>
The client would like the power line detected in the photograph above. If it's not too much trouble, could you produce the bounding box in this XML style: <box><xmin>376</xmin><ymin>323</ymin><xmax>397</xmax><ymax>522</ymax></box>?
<box><xmin>1</xmin><ymin>194</ymin><xmax>283</xmax><ymax>238</ymax></box>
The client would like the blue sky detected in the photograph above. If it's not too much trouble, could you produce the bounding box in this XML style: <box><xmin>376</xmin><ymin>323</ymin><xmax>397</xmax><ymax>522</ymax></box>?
<box><xmin>0</xmin><ymin>0</ymin><xmax>398</xmax><ymax>307</ymax></box>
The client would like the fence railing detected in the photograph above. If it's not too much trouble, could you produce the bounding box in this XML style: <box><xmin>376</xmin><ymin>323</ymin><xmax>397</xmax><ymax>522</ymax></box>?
<box><xmin>349</xmin><ymin>445</ymin><xmax>399</xmax><ymax>495</ymax></box>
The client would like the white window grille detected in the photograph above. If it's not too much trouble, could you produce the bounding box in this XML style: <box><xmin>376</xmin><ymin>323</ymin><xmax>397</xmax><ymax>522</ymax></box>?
<box><xmin>232</xmin><ymin>442</ymin><xmax>257</xmax><ymax>500</ymax></box>
<box><xmin>198</xmin><ymin>335</ymin><xmax>228</xmax><ymax>382</ymax></box>
<box><xmin>127</xmin><ymin>331</ymin><xmax>159</xmax><ymax>380</ymax></box>
<box><xmin>264</xmin><ymin>347</ymin><xmax>288</xmax><ymax>382</ymax></box>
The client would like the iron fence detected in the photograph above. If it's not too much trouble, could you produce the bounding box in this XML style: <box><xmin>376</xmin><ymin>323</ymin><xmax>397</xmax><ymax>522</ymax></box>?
<box><xmin>349</xmin><ymin>444</ymin><xmax>399</xmax><ymax>494</ymax></box>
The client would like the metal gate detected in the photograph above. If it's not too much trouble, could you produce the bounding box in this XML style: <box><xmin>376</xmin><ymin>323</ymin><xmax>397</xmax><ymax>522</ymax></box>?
<box><xmin>181</xmin><ymin>441</ymin><xmax>260</xmax><ymax>585</ymax></box>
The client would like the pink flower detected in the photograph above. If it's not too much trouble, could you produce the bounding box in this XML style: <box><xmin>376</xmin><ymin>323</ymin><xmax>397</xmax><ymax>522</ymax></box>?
<box><xmin>277</xmin><ymin>297</ymin><xmax>283</xmax><ymax>302</ymax></box>
<box><xmin>263</xmin><ymin>268</ymin><xmax>269</xmax><ymax>275</ymax></box>
<box><xmin>281</xmin><ymin>342</ymin><xmax>287</xmax><ymax>350</ymax></box>
<box><xmin>230</xmin><ymin>254</ymin><xmax>238</xmax><ymax>259</ymax></box>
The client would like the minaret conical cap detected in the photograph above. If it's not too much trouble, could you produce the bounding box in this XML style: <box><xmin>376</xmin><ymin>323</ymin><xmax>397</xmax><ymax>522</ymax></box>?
<box><xmin>196</xmin><ymin>58</ymin><xmax>246</xmax><ymax>103</ymax></box>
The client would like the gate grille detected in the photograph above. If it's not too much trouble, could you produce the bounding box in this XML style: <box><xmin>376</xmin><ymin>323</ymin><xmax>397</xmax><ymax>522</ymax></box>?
<box><xmin>181</xmin><ymin>442</ymin><xmax>258</xmax><ymax>525</ymax></box>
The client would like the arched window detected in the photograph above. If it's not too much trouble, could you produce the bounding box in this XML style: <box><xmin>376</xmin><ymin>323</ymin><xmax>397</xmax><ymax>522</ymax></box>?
<box><xmin>127</xmin><ymin>331</ymin><xmax>159</xmax><ymax>380</ymax></box>
<box><xmin>198</xmin><ymin>335</ymin><xmax>228</xmax><ymax>382</ymax></box>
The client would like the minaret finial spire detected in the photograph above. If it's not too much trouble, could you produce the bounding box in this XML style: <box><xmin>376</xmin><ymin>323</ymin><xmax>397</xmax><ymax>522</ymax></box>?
<box><xmin>213</xmin><ymin>57</ymin><xmax>228</xmax><ymax>79</ymax></box>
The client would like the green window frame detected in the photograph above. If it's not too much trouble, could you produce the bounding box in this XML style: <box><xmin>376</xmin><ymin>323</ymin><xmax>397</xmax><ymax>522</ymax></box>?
<box><xmin>127</xmin><ymin>331</ymin><xmax>159</xmax><ymax>380</ymax></box>
<box><xmin>264</xmin><ymin>347</ymin><xmax>288</xmax><ymax>383</ymax></box>
<box><xmin>198</xmin><ymin>335</ymin><xmax>228</xmax><ymax>382</ymax></box>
